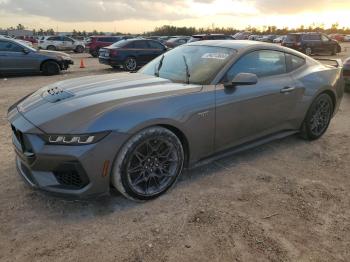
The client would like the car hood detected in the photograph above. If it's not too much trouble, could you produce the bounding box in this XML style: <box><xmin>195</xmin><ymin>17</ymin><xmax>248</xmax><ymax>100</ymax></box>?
<box><xmin>16</xmin><ymin>73</ymin><xmax>202</xmax><ymax>133</ymax></box>
<box><xmin>37</xmin><ymin>50</ymin><xmax>71</xmax><ymax>58</ymax></box>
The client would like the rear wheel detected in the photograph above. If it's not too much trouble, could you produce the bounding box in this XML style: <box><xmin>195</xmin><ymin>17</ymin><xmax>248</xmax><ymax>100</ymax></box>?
<box><xmin>42</xmin><ymin>61</ymin><xmax>60</xmax><ymax>76</ymax></box>
<box><xmin>111</xmin><ymin>127</ymin><xmax>184</xmax><ymax>201</ymax></box>
<box><xmin>75</xmin><ymin>45</ymin><xmax>84</xmax><ymax>53</ymax></box>
<box><xmin>300</xmin><ymin>93</ymin><xmax>333</xmax><ymax>140</ymax></box>
<box><xmin>304</xmin><ymin>47</ymin><xmax>312</xmax><ymax>56</ymax></box>
<box><xmin>47</xmin><ymin>45</ymin><xmax>56</xmax><ymax>51</ymax></box>
<box><xmin>91</xmin><ymin>49</ymin><xmax>99</xmax><ymax>57</ymax></box>
<box><xmin>123</xmin><ymin>57</ymin><xmax>137</xmax><ymax>71</ymax></box>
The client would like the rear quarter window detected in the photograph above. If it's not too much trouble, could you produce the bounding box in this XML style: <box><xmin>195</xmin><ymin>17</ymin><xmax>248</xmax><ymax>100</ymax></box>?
<box><xmin>286</xmin><ymin>53</ymin><xmax>306</xmax><ymax>72</ymax></box>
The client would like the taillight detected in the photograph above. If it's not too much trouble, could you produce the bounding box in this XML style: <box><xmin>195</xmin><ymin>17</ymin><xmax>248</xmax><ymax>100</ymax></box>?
<box><xmin>110</xmin><ymin>50</ymin><xmax>118</xmax><ymax>56</ymax></box>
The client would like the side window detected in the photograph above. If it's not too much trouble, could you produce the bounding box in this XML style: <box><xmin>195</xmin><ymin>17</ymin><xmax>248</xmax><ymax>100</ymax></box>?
<box><xmin>133</xmin><ymin>41</ymin><xmax>147</xmax><ymax>49</ymax></box>
<box><xmin>147</xmin><ymin>41</ymin><xmax>164</xmax><ymax>49</ymax></box>
<box><xmin>47</xmin><ymin>36</ymin><xmax>61</xmax><ymax>41</ymax></box>
<box><xmin>63</xmin><ymin>37</ymin><xmax>74</xmax><ymax>42</ymax></box>
<box><xmin>321</xmin><ymin>35</ymin><xmax>329</xmax><ymax>42</ymax></box>
<box><xmin>303</xmin><ymin>34</ymin><xmax>321</xmax><ymax>41</ymax></box>
<box><xmin>286</xmin><ymin>53</ymin><xmax>305</xmax><ymax>72</ymax></box>
<box><xmin>0</xmin><ymin>41</ymin><xmax>23</xmax><ymax>52</ymax></box>
<box><xmin>226</xmin><ymin>50</ymin><xmax>286</xmax><ymax>80</ymax></box>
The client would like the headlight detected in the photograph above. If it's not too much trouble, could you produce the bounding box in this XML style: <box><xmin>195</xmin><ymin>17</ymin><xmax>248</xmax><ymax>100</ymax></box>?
<box><xmin>41</xmin><ymin>132</ymin><xmax>110</xmax><ymax>145</ymax></box>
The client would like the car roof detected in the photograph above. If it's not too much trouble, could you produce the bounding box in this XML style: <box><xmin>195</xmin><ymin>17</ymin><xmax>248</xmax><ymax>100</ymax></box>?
<box><xmin>186</xmin><ymin>40</ymin><xmax>308</xmax><ymax>56</ymax></box>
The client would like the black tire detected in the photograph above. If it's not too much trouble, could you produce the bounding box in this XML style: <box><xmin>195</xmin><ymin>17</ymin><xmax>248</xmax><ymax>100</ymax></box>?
<box><xmin>111</xmin><ymin>127</ymin><xmax>184</xmax><ymax>201</ymax></box>
<box><xmin>331</xmin><ymin>45</ymin><xmax>337</xmax><ymax>56</ymax></box>
<box><xmin>42</xmin><ymin>61</ymin><xmax>60</xmax><ymax>76</ymax></box>
<box><xmin>304</xmin><ymin>47</ymin><xmax>312</xmax><ymax>56</ymax></box>
<box><xmin>123</xmin><ymin>57</ymin><xmax>137</xmax><ymax>71</ymax></box>
<box><xmin>91</xmin><ymin>49</ymin><xmax>99</xmax><ymax>57</ymax></box>
<box><xmin>47</xmin><ymin>45</ymin><xmax>56</xmax><ymax>51</ymax></box>
<box><xmin>300</xmin><ymin>93</ymin><xmax>333</xmax><ymax>140</ymax></box>
<box><xmin>75</xmin><ymin>45</ymin><xmax>84</xmax><ymax>53</ymax></box>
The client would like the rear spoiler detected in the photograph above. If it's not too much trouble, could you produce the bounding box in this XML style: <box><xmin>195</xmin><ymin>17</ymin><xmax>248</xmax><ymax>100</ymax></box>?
<box><xmin>315</xmin><ymin>58</ymin><xmax>343</xmax><ymax>68</ymax></box>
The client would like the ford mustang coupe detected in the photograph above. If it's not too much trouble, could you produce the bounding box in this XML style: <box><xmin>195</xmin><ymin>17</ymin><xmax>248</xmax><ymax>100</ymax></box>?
<box><xmin>8</xmin><ymin>41</ymin><xmax>344</xmax><ymax>201</ymax></box>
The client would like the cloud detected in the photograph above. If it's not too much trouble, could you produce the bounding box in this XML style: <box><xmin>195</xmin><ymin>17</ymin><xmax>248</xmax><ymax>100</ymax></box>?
<box><xmin>1</xmin><ymin>0</ymin><xmax>349</xmax><ymax>24</ymax></box>
<box><xmin>0</xmin><ymin>0</ymin><xmax>194</xmax><ymax>22</ymax></box>
<box><xmin>254</xmin><ymin>0</ymin><xmax>349</xmax><ymax>14</ymax></box>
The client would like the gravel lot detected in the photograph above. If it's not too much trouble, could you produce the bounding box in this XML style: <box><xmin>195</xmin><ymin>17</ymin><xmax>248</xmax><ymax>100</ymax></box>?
<box><xmin>1</xmin><ymin>44</ymin><xmax>350</xmax><ymax>262</ymax></box>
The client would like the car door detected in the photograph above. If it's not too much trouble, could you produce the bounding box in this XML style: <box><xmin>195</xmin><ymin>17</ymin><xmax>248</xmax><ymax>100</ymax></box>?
<box><xmin>0</xmin><ymin>40</ymin><xmax>38</xmax><ymax>73</ymax></box>
<box><xmin>62</xmin><ymin>37</ymin><xmax>74</xmax><ymax>50</ymax></box>
<box><xmin>146</xmin><ymin>40</ymin><xmax>166</xmax><ymax>60</ymax></box>
<box><xmin>320</xmin><ymin>34</ymin><xmax>334</xmax><ymax>53</ymax></box>
<box><xmin>132</xmin><ymin>40</ymin><xmax>151</xmax><ymax>65</ymax></box>
<box><xmin>215</xmin><ymin>50</ymin><xmax>304</xmax><ymax>152</ymax></box>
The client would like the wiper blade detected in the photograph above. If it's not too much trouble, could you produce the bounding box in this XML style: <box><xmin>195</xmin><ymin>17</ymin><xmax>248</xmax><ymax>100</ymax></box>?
<box><xmin>182</xmin><ymin>55</ymin><xmax>190</xmax><ymax>84</ymax></box>
<box><xmin>154</xmin><ymin>54</ymin><xmax>165</xmax><ymax>77</ymax></box>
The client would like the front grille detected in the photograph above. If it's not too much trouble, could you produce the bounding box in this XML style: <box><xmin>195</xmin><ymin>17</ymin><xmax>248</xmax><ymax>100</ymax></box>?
<box><xmin>53</xmin><ymin>162</ymin><xmax>89</xmax><ymax>189</ymax></box>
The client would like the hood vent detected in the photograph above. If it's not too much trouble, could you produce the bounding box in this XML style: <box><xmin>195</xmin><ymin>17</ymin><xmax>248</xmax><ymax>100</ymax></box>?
<box><xmin>42</xmin><ymin>87</ymin><xmax>74</xmax><ymax>103</ymax></box>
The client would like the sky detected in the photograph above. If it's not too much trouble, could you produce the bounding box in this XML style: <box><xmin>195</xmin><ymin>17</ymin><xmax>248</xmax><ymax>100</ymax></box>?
<box><xmin>0</xmin><ymin>0</ymin><xmax>350</xmax><ymax>33</ymax></box>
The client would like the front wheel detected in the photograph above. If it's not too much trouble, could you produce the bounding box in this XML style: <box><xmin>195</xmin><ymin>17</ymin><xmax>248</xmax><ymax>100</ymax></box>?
<box><xmin>300</xmin><ymin>93</ymin><xmax>333</xmax><ymax>140</ymax></box>
<box><xmin>111</xmin><ymin>127</ymin><xmax>184</xmax><ymax>201</ymax></box>
<box><xmin>42</xmin><ymin>61</ymin><xmax>60</xmax><ymax>76</ymax></box>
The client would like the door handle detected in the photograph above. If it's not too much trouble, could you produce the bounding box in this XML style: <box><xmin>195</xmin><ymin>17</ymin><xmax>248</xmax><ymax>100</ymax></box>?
<box><xmin>280</xmin><ymin>86</ymin><xmax>296</xmax><ymax>93</ymax></box>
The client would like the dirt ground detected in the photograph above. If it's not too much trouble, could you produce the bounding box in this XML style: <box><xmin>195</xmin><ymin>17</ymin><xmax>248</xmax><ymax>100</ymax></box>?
<box><xmin>1</xmin><ymin>45</ymin><xmax>350</xmax><ymax>262</ymax></box>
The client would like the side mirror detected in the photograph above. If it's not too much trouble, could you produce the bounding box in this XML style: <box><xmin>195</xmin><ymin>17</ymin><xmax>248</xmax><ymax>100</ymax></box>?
<box><xmin>225</xmin><ymin>73</ymin><xmax>258</xmax><ymax>88</ymax></box>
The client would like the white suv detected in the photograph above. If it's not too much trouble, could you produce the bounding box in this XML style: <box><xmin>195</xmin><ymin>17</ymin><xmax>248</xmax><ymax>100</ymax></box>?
<box><xmin>38</xmin><ymin>36</ymin><xmax>85</xmax><ymax>53</ymax></box>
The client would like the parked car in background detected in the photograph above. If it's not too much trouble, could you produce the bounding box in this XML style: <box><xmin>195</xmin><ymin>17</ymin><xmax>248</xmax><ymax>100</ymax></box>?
<box><xmin>282</xmin><ymin>33</ymin><xmax>341</xmax><ymax>56</ymax></box>
<box><xmin>99</xmin><ymin>39</ymin><xmax>167</xmax><ymax>71</ymax></box>
<box><xmin>15</xmin><ymin>36</ymin><xmax>38</xmax><ymax>44</ymax></box>
<box><xmin>164</xmin><ymin>36</ymin><xmax>190</xmax><ymax>48</ymax></box>
<box><xmin>248</xmin><ymin>35</ymin><xmax>260</xmax><ymax>41</ymax></box>
<box><xmin>329</xmin><ymin>34</ymin><xmax>345</xmax><ymax>42</ymax></box>
<box><xmin>38</xmin><ymin>36</ymin><xmax>85</xmax><ymax>53</ymax></box>
<box><xmin>273</xmin><ymin>35</ymin><xmax>286</xmax><ymax>43</ymax></box>
<box><xmin>232</xmin><ymin>31</ymin><xmax>251</xmax><ymax>40</ymax></box>
<box><xmin>0</xmin><ymin>38</ymin><xmax>73</xmax><ymax>76</ymax></box>
<box><xmin>8</xmin><ymin>41</ymin><xmax>344</xmax><ymax>200</ymax></box>
<box><xmin>344</xmin><ymin>35</ymin><xmax>350</xmax><ymax>42</ymax></box>
<box><xmin>87</xmin><ymin>36</ymin><xmax>128</xmax><ymax>57</ymax></box>
<box><xmin>259</xmin><ymin>35</ymin><xmax>277</xmax><ymax>43</ymax></box>
<box><xmin>344</xmin><ymin>57</ymin><xmax>350</xmax><ymax>92</ymax></box>
<box><xmin>188</xmin><ymin>34</ymin><xmax>233</xmax><ymax>42</ymax></box>
<box><xmin>0</xmin><ymin>35</ymin><xmax>33</xmax><ymax>47</ymax></box>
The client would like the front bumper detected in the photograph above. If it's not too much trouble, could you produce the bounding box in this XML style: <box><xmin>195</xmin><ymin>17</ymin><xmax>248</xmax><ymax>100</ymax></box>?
<box><xmin>99</xmin><ymin>57</ymin><xmax>123</xmax><ymax>67</ymax></box>
<box><xmin>61</xmin><ymin>59</ymin><xmax>74</xmax><ymax>70</ymax></box>
<box><xmin>8</xmin><ymin>107</ymin><xmax>130</xmax><ymax>199</ymax></box>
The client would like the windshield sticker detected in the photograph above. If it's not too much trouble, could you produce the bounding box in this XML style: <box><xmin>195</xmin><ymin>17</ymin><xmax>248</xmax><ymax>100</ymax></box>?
<box><xmin>201</xmin><ymin>53</ymin><xmax>229</xmax><ymax>60</ymax></box>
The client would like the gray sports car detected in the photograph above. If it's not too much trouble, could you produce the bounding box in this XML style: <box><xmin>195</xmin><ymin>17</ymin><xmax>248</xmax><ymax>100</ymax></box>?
<box><xmin>8</xmin><ymin>40</ymin><xmax>344</xmax><ymax>201</ymax></box>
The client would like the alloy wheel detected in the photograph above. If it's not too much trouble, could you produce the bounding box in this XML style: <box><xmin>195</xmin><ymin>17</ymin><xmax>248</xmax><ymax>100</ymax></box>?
<box><xmin>126</xmin><ymin>138</ymin><xmax>180</xmax><ymax>196</ymax></box>
<box><xmin>125</xmin><ymin>58</ymin><xmax>137</xmax><ymax>71</ymax></box>
<box><xmin>309</xmin><ymin>97</ymin><xmax>332</xmax><ymax>136</ymax></box>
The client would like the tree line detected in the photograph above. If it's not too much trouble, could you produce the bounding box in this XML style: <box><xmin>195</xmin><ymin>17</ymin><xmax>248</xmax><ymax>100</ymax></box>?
<box><xmin>146</xmin><ymin>23</ymin><xmax>350</xmax><ymax>36</ymax></box>
<box><xmin>2</xmin><ymin>23</ymin><xmax>350</xmax><ymax>37</ymax></box>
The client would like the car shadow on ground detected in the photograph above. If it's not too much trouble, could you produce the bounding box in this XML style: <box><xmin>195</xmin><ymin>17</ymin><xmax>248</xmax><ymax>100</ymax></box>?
<box><xmin>22</xmin><ymin>134</ymin><xmax>306</xmax><ymax>222</ymax></box>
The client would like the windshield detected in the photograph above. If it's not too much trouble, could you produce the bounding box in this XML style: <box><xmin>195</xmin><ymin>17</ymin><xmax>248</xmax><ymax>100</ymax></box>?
<box><xmin>139</xmin><ymin>45</ymin><xmax>236</xmax><ymax>85</ymax></box>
